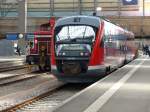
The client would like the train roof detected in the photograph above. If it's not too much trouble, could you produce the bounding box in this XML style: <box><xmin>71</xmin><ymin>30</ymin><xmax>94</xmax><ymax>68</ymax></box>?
<box><xmin>55</xmin><ymin>15</ymin><xmax>134</xmax><ymax>38</ymax></box>
<box><xmin>55</xmin><ymin>15</ymin><xmax>101</xmax><ymax>28</ymax></box>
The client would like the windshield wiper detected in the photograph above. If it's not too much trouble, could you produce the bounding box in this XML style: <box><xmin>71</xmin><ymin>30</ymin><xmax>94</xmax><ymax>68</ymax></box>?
<box><xmin>83</xmin><ymin>26</ymin><xmax>87</xmax><ymax>39</ymax></box>
<box><xmin>56</xmin><ymin>35</ymin><xmax>61</xmax><ymax>41</ymax></box>
<box><xmin>67</xmin><ymin>26</ymin><xmax>71</xmax><ymax>39</ymax></box>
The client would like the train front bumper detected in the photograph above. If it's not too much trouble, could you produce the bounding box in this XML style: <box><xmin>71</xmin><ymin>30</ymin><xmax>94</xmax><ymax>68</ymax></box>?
<box><xmin>51</xmin><ymin>65</ymin><xmax>106</xmax><ymax>82</ymax></box>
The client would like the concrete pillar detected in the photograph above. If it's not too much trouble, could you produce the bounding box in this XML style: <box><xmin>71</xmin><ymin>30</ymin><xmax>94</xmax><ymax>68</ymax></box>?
<box><xmin>50</xmin><ymin>0</ymin><xmax>54</xmax><ymax>16</ymax></box>
<box><xmin>17</xmin><ymin>0</ymin><xmax>27</xmax><ymax>55</ymax></box>
<box><xmin>94</xmin><ymin>0</ymin><xmax>97</xmax><ymax>13</ymax></box>
<box><xmin>78</xmin><ymin>0</ymin><xmax>82</xmax><ymax>15</ymax></box>
<box><xmin>118</xmin><ymin>0</ymin><xmax>121</xmax><ymax>17</ymax></box>
<box><xmin>0</xmin><ymin>0</ymin><xmax>6</xmax><ymax>17</ymax></box>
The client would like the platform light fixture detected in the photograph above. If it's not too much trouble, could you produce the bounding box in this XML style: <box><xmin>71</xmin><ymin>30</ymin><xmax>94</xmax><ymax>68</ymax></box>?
<box><xmin>95</xmin><ymin>7</ymin><xmax>102</xmax><ymax>16</ymax></box>
<box><xmin>122</xmin><ymin>0</ymin><xmax>138</xmax><ymax>5</ymax></box>
<box><xmin>125</xmin><ymin>0</ymin><xmax>132</xmax><ymax>2</ymax></box>
<box><xmin>96</xmin><ymin>7</ymin><xmax>102</xmax><ymax>11</ymax></box>
<box><xmin>18</xmin><ymin>33</ymin><xmax>24</xmax><ymax>39</ymax></box>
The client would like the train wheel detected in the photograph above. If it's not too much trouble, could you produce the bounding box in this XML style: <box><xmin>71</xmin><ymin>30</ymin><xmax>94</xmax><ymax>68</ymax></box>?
<box><xmin>124</xmin><ymin>59</ymin><xmax>127</xmax><ymax>64</ymax></box>
<box><xmin>134</xmin><ymin>50</ymin><xmax>139</xmax><ymax>59</ymax></box>
<box><xmin>44</xmin><ymin>65</ymin><xmax>51</xmax><ymax>71</ymax></box>
<box><xmin>106</xmin><ymin>66</ymin><xmax>111</xmax><ymax>73</ymax></box>
<box><xmin>39</xmin><ymin>65</ymin><xmax>44</xmax><ymax>71</ymax></box>
<box><xmin>27</xmin><ymin>61</ymin><xmax>31</xmax><ymax>65</ymax></box>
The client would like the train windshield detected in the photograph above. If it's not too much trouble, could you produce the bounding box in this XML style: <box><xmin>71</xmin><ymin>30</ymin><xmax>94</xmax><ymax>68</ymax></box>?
<box><xmin>55</xmin><ymin>25</ymin><xmax>97</xmax><ymax>56</ymax></box>
<box><xmin>55</xmin><ymin>25</ymin><xmax>96</xmax><ymax>44</ymax></box>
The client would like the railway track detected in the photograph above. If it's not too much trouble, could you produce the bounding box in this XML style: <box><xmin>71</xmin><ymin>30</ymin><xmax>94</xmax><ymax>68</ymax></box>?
<box><xmin>0</xmin><ymin>60</ymin><xmax>26</xmax><ymax>72</ymax></box>
<box><xmin>0</xmin><ymin>61</ymin><xmax>41</xmax><ymax>86</ymax></box>
<box><xmin>0</xmin><ymin>71</ymin><xmax>46</xmax><ymax>86</ymax></box>
<box><xmin>3</xmin><ymin>83</ymin><xmax>90</xmax><ymax>112</ymax></box>
<box><xmin>0</xmin><ymin>70</ymin><xmax>62</xmax><ymax>111</ymax></box>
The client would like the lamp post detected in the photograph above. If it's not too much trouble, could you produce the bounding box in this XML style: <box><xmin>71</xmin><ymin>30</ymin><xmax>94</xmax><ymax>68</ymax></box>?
<box><xmin>17</xmin><ymin>0</ymin><xmax>27</xmax><ymax>55</ymax></box>
<box><xmin>143</xmin><ymin>0</ymin><xmax>145</xmax><ymax>17</ymax></box>
<box><xmin>141</xmin><ymin>0</ymin><xmax>145</xmax><ymax>37</ymax></box>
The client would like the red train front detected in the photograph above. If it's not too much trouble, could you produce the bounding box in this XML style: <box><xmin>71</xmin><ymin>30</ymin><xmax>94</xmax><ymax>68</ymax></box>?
<box><xmin>26</xmin><ymin>17</ymin><xmax>55</xmax><ymax>71</ymax></box>
<box><xmin>51</xmin><ymin>16</ymin><xmax>137</xmax><ymax>82</ymax></box>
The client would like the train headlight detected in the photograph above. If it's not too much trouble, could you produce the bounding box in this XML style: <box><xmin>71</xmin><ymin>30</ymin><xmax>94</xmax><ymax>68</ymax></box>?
<box><xmin>58</xmin><ymin>52</ymin><xmax>66</xmax><ymax>56</ymax></box>
<box><xmin>84</xmin><ymin>52</ymin><xmax>89</xmax><ymax>56</ymax></box>
<box><xmin>62</xmin><ymin>52</ymin><xmax>66</xmax><ymax>56</ymax></box>
<box><xmin>80</xmin><ymin>52</ymin><xmax>84</xmax><ymax>56</ymax></box>
<box><xmin>58</xmin><ymin>53</ymin><xmax>61</xmax><ymax>56</ymax></box>
<box><xmin>80</xmin><ymin>52</ymin><xmax>89</xmax><ymax>56</ymax></box>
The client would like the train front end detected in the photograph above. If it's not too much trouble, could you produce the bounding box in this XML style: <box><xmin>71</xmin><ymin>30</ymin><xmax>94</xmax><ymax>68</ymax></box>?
<box><xmin>51</xmin><ymin>16</ymin><xmax>104</xmax><ymax>82</ymax></box>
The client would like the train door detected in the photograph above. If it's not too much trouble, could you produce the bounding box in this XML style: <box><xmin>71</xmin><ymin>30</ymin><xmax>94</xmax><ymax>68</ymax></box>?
<box><xmin>38</xmin><ymin>41</ymin><xmax>48</xmax><ymax>70</ymax></box>
<box><xmin>29</xmin><ymin>38</ymin><xmax>36</xmax><ymax>55</ymax></box>
<box><xmin>36</xmin><ymin>35</ymin><xmax>51</xmax><ymax>71</ymax></box>
<box><xmin>38</xmin><ymin>42</ymin><xmax>48</xmax><ymax>54</ymax></box>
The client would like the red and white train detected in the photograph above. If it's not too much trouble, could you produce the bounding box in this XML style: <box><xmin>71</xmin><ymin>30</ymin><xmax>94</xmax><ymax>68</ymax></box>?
<box><xmin>51</xmin><ymin>15</ymin><xmax>138</xmax><ymax>82</ymax></box>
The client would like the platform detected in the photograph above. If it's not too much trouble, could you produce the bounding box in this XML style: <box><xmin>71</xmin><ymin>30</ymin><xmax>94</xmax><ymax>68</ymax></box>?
<box><xmin>54</xmin><ymin>56</ymin><xmax>150</xmax><ymax>112</ymax></box>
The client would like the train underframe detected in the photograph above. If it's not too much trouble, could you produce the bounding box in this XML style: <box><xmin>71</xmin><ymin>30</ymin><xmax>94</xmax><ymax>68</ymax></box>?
<box><xmin>26</xmin><ymin>55</ymin><xmax>51</xmax><ymax>71</ymax></box>
<box><xmin>51</xmin><ymin>55</ymin><xmax>136</xmax><ymax>83</ymax></box>
<box><xmin>52</xmin><ymin>59</ymin><xmax>108</xmax><ymax>82</ymax></box>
